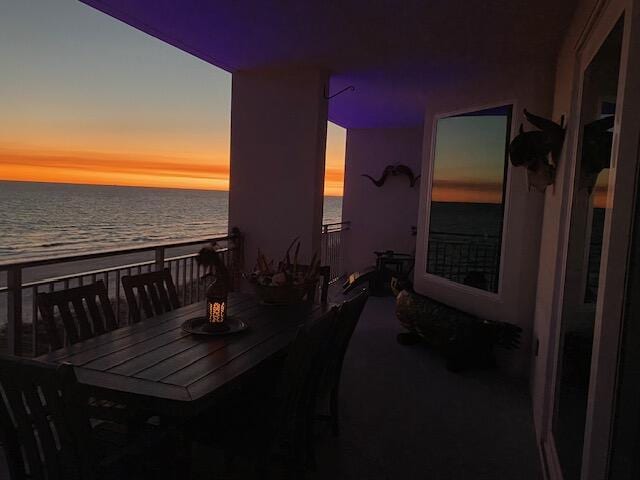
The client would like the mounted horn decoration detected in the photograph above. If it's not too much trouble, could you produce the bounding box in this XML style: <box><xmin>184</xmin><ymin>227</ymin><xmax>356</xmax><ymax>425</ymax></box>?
<box><xmin>362</xmin><ymin>164</ymin><xmax>420</xmax><ymax>188</ymax></box>
<box><xmin>508</xmin><ymin>109</ymin><xmax>566</xmax><ymax>192</ymax></box>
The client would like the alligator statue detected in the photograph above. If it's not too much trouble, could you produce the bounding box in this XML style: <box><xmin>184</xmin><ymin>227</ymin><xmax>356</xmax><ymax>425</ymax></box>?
<box><xmin>395</xmin><ymin>289</ymin><xmax>522</xmax><ymax>372</ymax></box>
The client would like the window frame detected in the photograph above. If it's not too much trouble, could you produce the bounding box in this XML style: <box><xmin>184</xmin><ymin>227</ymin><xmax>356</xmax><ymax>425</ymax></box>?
<box><xmin>421</xmin><ymin>102</ymin><xmax>516</xmax><ymax>300</ymax></box>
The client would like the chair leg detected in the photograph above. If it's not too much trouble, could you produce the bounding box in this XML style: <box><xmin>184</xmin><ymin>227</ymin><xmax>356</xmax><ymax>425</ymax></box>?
<box><xmin>223</xmin><ymin>450</ymin><xmax>236</xmax><ymax>475</ymax></box>
<box><xmin>305</xmin><ymin>413</ymin><xmax>317</xmax><ymax>471</ymax></box>
<box><xmin>304</xmin><ymin>387</ymin><xmax>319</xmax><ymax>471</ymax></box>
<box><xmin>176</xmin><ymin>432</ymin><xmax>193</xmax><ymax>480</ymax></box>
<box><xmin>330</xmin><ymin>388</ymin><xmax>340</xmax><ymax>437</ymax></box>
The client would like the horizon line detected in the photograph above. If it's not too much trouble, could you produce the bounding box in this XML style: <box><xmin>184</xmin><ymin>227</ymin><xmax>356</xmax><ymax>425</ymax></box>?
<box><xmin>0</xmin><ymin>178</ymin><xmax>346</xmax><ymax>197</ymax></box>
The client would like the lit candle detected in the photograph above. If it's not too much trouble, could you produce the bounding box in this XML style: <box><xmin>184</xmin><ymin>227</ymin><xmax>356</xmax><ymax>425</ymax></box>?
<box><xmin>204</xmin><ymin>277</ymin><xmax>230</xmax><ymax>333</ymax></box>
<box><xmin>207</xmin><ymin>296</ymin><xmax>227</xmax><ymax>323</ymax></box>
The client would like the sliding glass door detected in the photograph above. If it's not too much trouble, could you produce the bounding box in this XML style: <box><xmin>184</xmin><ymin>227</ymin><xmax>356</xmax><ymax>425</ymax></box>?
<box><xmin>552</xmin><ymin>19</ymin><xmax>624</xmax><ymax>479</ymax></box>
<box><xmin>547</xmin><ymin>2</ymin><xmax>640</xmax><ymax>479</ymax></box>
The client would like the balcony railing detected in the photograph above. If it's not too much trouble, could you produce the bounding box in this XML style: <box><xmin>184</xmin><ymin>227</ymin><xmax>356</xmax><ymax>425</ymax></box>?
<box><xmin>427</xmin><ymin>231</ymin><xmax>501</xmax><ymax>291</ymax></box>
<box><xmin>320</xmin><ymin>221</ymin><xmax>350</xmax><ymax>283</ymax></box>
<box><xmin>0</xmin><ymin>223</ymin><xmax>347</xmax><ymax>357</ymax></box>
<box><xmin>0</xmin><ymin>231</ymin><xmax>243</xmax><ymax>357</ymax></box>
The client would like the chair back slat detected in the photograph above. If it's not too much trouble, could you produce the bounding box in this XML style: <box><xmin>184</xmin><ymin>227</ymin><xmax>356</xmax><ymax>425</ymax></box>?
<box><xmin>138</xmin><ymin>285</ymin><xmax>155</xmax><ymax>319</ymax></box>
<box><xmin>37</xmin><ymin>280</ymin><xmax>117</xmax><ymax>350</ymax></box>
<box><xmin>97</xmin><ymin>288</ymin><xmax>117</xmax><ymax>331</ymax></box>
<box><xmin>278</xmin><ymin>309</ymin><xmax>337</xmax><ymax>427</ymax></box>
<box><xmin>164</xmin><ymin>274</ymin><xmax>180</xmax><ymax>307</ymax></box>
<box><xmin>122</xmin><ymin>284</ymin><xmax>142</xmax><ymax>326</ymax></box>
<box><xmin>85</xmin><ymin>295</ymin><xmax>105</xmax><ymax>335</ymax></box>
<box><xmin>121</xmin><ymin>269</ymin><xmax>180</xmax><ymax>323</ymax></box>
<box><xmin>154</xmin><ymin>279</ymin><xmax>173</xmax><ymax>312</ymax></box>
<box><xmin>21</xmin><ymin>387</ymin><xmax>61</xmax><ymax>479</ymax></box>
<box><xmin>37</xmin><ymin>293</ymin><xmax>59</xmax><ymax>350</ymax></box>
<box><xmin>333</xmin><ymin>290</ymin><xmax>369</xmax><ymax>368</ymax></box>
<box><xmin>0</xmin><ymin>356</ymin><xmax>94</xmax><ymax>480</ymax></box>
<box><xmin>71</xmin><ymin>297</ymin><xmax>93</xmax><ymax>340</ymax></box>
<box><xmin>314</xmin><ymin>289</ymin><xmax>368</xmax><ymax>438</ymax></box>
<box><xmin>147</xmin><ymin>283</ymin><xmax>164</xmax><ymax>314</ymax></box>
<box><xmin>57</xmin><ymin>301</ymin><xmax>80</xmax><ymax>345</ymax></box>
<box><xmin>4</xmin><ymin>383</ymin><xmax>47</xmax><ymax>480</ymax></box>
<box><xmin>0</xmin><ymin>385</ymin><xmax>25</xmax><ymax>479</ymax></box>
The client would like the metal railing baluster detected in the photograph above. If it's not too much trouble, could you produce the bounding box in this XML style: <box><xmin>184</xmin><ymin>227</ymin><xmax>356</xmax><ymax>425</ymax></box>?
<box><xmin>155</xmin><ymin>247</ymin><xmax>165</xmax><ymax>273</ymax></box>
<box><xmin>31</xmin><ymin>285</ymin><xmax>38</xmax><ymax>355</ymax></box>
<box><xmin>189</xmin><ymin>257</ymin><xmax>194</xmax><ymax>304</ymax></box>
<box><xmin>116</xmin><ymin>270</ymin><xmax>122</xmax><ymax>325</ymax></box>
<box><xmin>182</xmin><ymin>258</ymin><xmax>187</xmax><ymax>305</ymax></box>
<box><xmin>7</xmin><ymin>267</ymin><xmax>22</xmax><ymax>355</ymax></box>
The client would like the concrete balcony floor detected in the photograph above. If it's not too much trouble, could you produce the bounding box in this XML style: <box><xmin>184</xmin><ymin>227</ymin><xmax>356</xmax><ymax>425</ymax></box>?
<box><xmin>306</xmin><ymin>296</ymin><xmax>541</xmax><ymax>479</ymax></box>
<box><xmin>190</xmin><ymin>296</ymin><xmax>541</xmax><ymax>479</ymax></box>
<box><xmin>0</xmin><ymin>297</ymin><xmax>541</xmax><ymax>479</ymax></box>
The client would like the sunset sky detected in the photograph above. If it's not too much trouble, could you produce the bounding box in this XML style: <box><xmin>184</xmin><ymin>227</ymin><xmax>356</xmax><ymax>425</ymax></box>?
<box><xmin>431</xmin><ymin>114</ymin><xmax>509</xmax><ymax>204</ymax></box>
<box><xmin>0</xmin><ymin>0</ymin><xmax>346</xmax><ymax>196</ymax></box>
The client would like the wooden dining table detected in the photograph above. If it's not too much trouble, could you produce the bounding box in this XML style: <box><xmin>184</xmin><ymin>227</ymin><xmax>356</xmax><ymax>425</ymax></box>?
<box><xmin>36</xmin><ymin>292</ymin><xmax>332</xmax><ymax>418</ymax></box>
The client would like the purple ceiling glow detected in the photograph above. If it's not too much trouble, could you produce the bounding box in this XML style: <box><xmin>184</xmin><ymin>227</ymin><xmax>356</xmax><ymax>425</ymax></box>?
<box><xmin>81</xmin><ymin>0</ymin><xmax>577</xmax><ymax>128</ymax></box>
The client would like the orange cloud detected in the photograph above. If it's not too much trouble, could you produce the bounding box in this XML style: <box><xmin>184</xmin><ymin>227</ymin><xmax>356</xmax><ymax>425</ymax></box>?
<box><xmin>324</xmin><ymin>167</ymin><xmax>344</xmax><ymax>196</ymax></box>
<box><xmin>432</xmin><ymin>179</ymin><xmax>503</xmax><ymax>204</ymax></box>
<box><xmin>0</xmin><ymin>145</ymin><xmax>345</xmax><ymax>194</ymax></box>
<box><xmin>0</xmin><ymin>147</ymin><xmax>229</xmax><ymax>191</ymax></box>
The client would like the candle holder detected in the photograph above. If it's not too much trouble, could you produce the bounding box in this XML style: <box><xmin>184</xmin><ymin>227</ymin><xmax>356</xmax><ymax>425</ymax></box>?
<box><xmin>203</xmin><ymin>280</ymin><xmax>229</xmax><ymax>332</ymax></box>
<box><xmin>204</xmin><ymin>280</ymin><xmax>230</xmax><ymax>333</ymax></box>
<box><xmin>197</xmin><ymin>243</ymin><xmax>231</xmax><ymax>333</ymax></box>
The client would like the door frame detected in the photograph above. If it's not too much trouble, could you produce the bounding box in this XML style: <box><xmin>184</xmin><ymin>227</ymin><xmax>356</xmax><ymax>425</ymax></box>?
<box><xmin>541</xmin><ymin>0</ymin><xmax>640</xmax><ymax>478</ymax></box>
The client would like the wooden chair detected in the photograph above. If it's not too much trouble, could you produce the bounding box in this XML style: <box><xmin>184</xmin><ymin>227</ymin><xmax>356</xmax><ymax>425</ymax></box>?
<box><xmin>187</xmin><ymin>307</ymin><xmax>338</xmax><ymax>476</ymax></box>
<box><xmin>300</xmin><ymin>289</ymin><xmax>369</xmax><ymax>469</ymax></box>
<box><xmin>121</xmin><ymin>268</ymin><xmax>180</xmax><ymax>323</ymax></box>
<box><xmin>0</xmin><ymin>355</ymin><xmax>173</xmax><ymax>480</ymax></box>
<box><xmin>37</xmin><ymin>280</ymin><xmax>117</xmax><ymax>350</ymax></box>
<box><xmin>296</xmin><ymin>264</ymin><xmax>331</xmax><ymax>304</ymax></box>
<box><xmin>321</xmin><ymin>289</ymin><xmax>369</xmax><ymax>436</ymax></box>
<box><xmin>37</xmin><ymin>282</ymin><xmax>148</xmax><ymax>425</ymax></box>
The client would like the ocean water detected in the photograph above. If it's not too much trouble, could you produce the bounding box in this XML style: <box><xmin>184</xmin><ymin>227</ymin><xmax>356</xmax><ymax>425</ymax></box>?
<box><xmin>429</xmin><ymin>201</ymin><xmax>504</xmax><ymax>239</ymax></box>
<box><xmin>427</xmin><ymin>201</ymin><xmax>504</xmax><ymax>292</ymax></box>
<box><xmin>0</xmin><ymin>181</ymin><xmax>343</xmax><ymax>260</ymax></box>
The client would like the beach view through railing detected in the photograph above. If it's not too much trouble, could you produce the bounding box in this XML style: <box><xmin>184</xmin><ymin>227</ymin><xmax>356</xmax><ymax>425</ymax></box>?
<box><xmin>0</xmin><ymin>223</ymin><xmax>350</xmax><ymax>356</ymax></box>
<box><xmin>321</xmin><ymin>221</ymin><xmax>350</xmax><ymax>284</ymax></box>
<box><xmin>427</xmin><ymin>232</ymin><xmax>501</xmax><ymax>292</ymax></box>
<box><xmin>0</xmin><ymin>233</ymin><xmax>241</xmax><ymax>356</ymax></box>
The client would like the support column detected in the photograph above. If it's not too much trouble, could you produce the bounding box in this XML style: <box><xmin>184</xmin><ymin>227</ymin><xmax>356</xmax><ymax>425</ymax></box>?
<box><xmin>229</xmin><ymin>68</ymin><xmax>329</xmax><ymax>270</ymax></box>
<box><xmin>342</xmin><ymin>127</ymin><xmax>424</xmax><ymax>273</ymax></box>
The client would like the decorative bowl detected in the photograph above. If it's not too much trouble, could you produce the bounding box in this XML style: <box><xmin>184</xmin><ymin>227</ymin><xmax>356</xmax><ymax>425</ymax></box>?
<box><xmin>250</xmin><ymin>280</ymin><xmax>317</xmax><ymax>305</ymax></box>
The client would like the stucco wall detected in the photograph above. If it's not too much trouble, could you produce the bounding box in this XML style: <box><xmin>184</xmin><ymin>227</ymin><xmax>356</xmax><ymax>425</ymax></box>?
<box><xmin>341</xmin><ymin>127</ymin><xmax>424</xmax><ymax>273</ymax></box>
<box><xmin>413</xmin><ymin>64</ymin><xmax>555</xmax><ymax>377</ymax></box>
<box><xmin>529</xmin><ymin>0</ymin><xmax>608</xmax><ymax>442</ymax></box>
<box><xmin>228</xmin><ymin>68</ymin><xmax>328</xmax><ymax>270</ymax></box>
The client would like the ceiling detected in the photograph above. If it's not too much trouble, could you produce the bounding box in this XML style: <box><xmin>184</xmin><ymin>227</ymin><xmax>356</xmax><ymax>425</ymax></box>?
<box><xmin>81</xmin><ymin>0</ymin><xmax>578</xmax><ymax>128</ymax></box>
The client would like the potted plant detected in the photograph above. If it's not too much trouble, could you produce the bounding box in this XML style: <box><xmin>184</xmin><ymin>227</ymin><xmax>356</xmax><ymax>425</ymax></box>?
<box><xmin>247</xmin><ymin>238</ymin><xmax>320</xmax><ymax>305</ymax></box>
